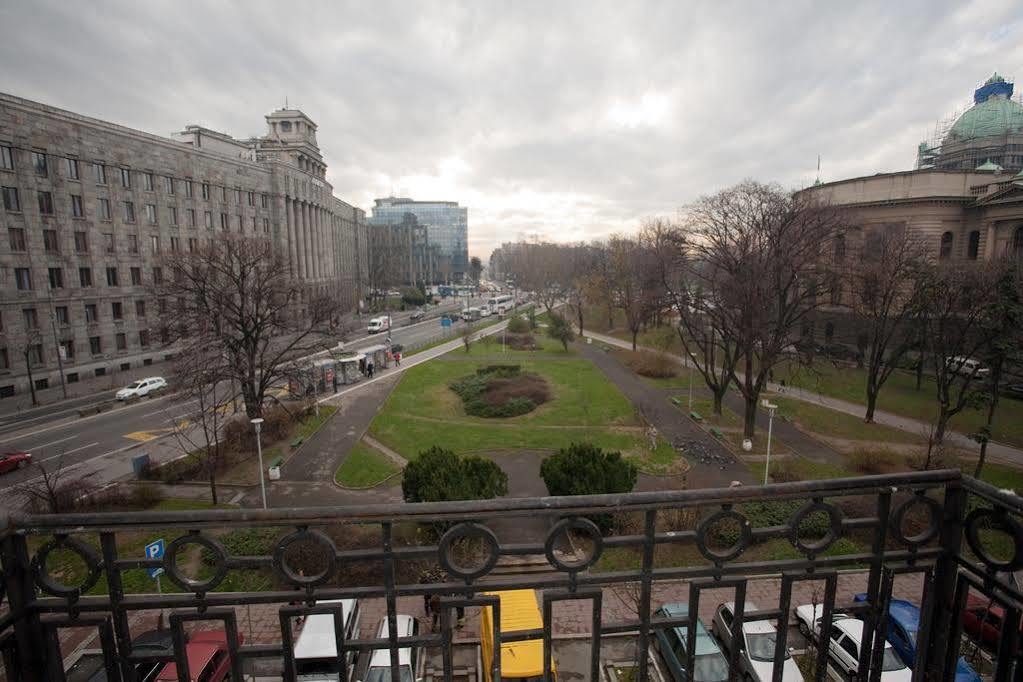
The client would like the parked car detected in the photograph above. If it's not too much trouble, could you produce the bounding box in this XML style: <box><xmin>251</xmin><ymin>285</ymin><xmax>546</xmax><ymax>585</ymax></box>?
<box><xmin>946</xmin><ymin>356</ymin><xmax>990</xmax><ymax>378</ymax></box>
<box><xmin>999</xmin><ymin>383</ymin><xmax>1023</xmax><ymax>401</ymax></box>
<box><xmin>961</xmin><ymin>592</ymin><xmax>1022</xmax><ymax>652</ymax></box>
<box><xmin>66</xmin><ymin>629</ymin><xmax>173</xmax><ymax>682</ymax></box>
<box><xmin>360</xmin><ymin>615</ymin><xmax>421</xmax><ymax>682</ymax></box>
<box><xmin>409</xmin><ymin>309</ymin><xmax>424</xmax><ymax>321</ymax></box>
<box><xmin>794</xmin><ymin>604</ymin><xmax>910</xmax><ymax>680</ymax></box>
<box><xmin>0</xmin><ymin>450</ymin><xmax>31</xmax><ymax>474</ymax></box>
<box><xmin>654</xmin><ymin>603</ymin><xmax>728</xmax><ymax>681</ymax></box>
<box><xmin>293</xmin><ymin>598</ymin><xmax>361</xmax><ymax>681</ymax></box>
<box><xmin>711</xmin><ymin>601</ymin><xmax>804</xmax><ymax>681</ymax></box>
<box><xmin>116</xmin><ymin>376</ymin><xmax>168</xmax><ymax>400</ymax></box>
<box><xmin>852</xmin><ymin>594</ymin><xmax>982</xmax><ymax>682</ymax></box>
<box><xmin>154</xmin><ymin>630</ymin><xmax>243</xmax><ymax>682</ymax></box>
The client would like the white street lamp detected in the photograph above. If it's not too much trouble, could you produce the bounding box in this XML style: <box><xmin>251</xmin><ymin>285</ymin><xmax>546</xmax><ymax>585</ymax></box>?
<box><xmin>251</xmin><ymin>417</ymin><xmax>267</xmax><ymax>509</ymax></box>
<box><xmin>687</xmin><ymin>352</ymin><xmax>697</xmax><ymax>410</ymax></box>
<box><xmin>761</xmin><ymin>399</ymin><xmax>778</xmax><ymax>485</ymax></box>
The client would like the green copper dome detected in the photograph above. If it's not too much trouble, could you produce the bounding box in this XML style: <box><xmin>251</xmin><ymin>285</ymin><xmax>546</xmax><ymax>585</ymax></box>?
<box><xmin>946</xmin><ymin>75</ymin><xmax>1023</xmax><ymax>143</ymax></box>
<box><xmin>976</xmin><ymin>159</ymin><xmax>1003</xmax><ymax>171</ymax></box>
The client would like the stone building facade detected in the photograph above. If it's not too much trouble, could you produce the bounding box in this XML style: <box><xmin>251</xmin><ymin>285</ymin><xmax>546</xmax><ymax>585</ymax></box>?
<box><xmin>0</xmin><ymin>93</ymin><xmax>369</xmax><ymax>399</ymax></box>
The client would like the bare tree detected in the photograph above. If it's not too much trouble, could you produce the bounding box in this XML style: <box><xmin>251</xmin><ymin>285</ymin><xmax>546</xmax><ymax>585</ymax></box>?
<box><xmin>845</xmin><ymin>229</ymin><xmax>930</xmax><ymax>422</ymax></box>
<box><xmin>18</xmin><ymin>457</ymin><xmax>84</xmax><ymax>514</ymax></box>
<box><xmin>685</xmin><ymin>181</ymin><xmax>843</xmax><ymax>438</ymax></box>
<box><xmin>505</xmin><ymin>243</ymin><xmax>564</xmax><ymax>313</ymax></box>
<box><xmin>16</xmin><ymin>328</ymin><xmax>44</xmax><ymax>407</ymax></box>
<box><xmin>606</xmin><ymin>235</ymin><xmax>659</xmax><ymax>350</ymax></box>
<box><xmin>153</xmin><ymin>235</ymin><xmax>347</xmax><ymax>420</ymax></box>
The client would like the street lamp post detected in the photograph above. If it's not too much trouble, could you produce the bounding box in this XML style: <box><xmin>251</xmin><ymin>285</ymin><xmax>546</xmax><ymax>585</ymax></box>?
<box><xmin>762</xmin><ymin>399</ymin><xmax>778</xmax><ymax>485</ymax></box>
<box><xmin>687</xmin><ymin>352</ymin><xmax>697</xmax><ymax>410</ymax></box>
<box><xmin>251</xmin><ymin>417</ymin><xmax>268</xmax><ymax>509</ymax></box>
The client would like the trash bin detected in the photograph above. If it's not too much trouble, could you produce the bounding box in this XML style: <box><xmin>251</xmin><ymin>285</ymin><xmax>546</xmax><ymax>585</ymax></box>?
<box><xmin>268</xmin><ymin>466</ymin><xmax>281</xmax><ymax>481</ymax></box>
<box><xmin>132</xmin><ymin>453</ymin><xmax>150</xmax><ymax>478</ymax></box>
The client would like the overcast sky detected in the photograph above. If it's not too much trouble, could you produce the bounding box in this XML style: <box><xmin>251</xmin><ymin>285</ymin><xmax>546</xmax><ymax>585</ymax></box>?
<box><xmin>2</xmin><ymin>1</ymin><xmax>1022</xmax><ymax>258</ymax></box>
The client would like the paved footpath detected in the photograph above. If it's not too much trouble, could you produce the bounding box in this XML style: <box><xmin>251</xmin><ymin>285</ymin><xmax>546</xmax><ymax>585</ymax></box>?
<box><xmin>586</xmin><ymin>330</ymin><xmax>1023</xmax><ymax>469</ymax></box>
<box><xmin>575</xmin><ymin>341</ymin><xmax>752</xmax><ymax>488</ymax></box>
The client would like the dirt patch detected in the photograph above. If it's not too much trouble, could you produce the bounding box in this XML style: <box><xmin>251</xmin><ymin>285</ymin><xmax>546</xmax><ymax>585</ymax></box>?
<box><xmin>618</xmin><ymin>349</ymin><xmax>678</xmax><ymax>378</ymax></box>
<box><xmin>449</xmin><ymin>365</ymin><xmax>552</xmax><ymax>418</ymax></box>
<box><xmin>505</xmin><ymin>332</ymin><xmax>540</xmax><ymax>350</ymax></box>
<box><xmin>480</xmin><ymin>373</ymin><xmax>550</xmax><ymax>407</ymax></box>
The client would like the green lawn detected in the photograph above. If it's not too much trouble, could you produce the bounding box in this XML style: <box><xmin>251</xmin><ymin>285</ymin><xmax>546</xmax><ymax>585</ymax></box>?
<box><xmin>770</xmin><ymin>396</ymin><xmax>926</xmax><ymax>445</ymax></box>
<box><xmin>335</xmin><ymin>441</ymin><xmax>401</xmax><ymax>487</ymax></box>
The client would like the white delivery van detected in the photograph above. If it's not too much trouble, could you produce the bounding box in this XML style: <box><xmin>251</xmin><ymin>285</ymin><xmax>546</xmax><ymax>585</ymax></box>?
<box><xmin>367</xmin><ymin>316</ymin><xmax>392</xmax><ymax>334</ymax></box>
<box><xmin>359</xmin><ymin>615</ymin><xmax>421</xmax><ymax>682</ymax></box>
<box><xmin>294</xmin><ymin>598</ymin><xmax>362</xmax><ymax>681</ymax></box>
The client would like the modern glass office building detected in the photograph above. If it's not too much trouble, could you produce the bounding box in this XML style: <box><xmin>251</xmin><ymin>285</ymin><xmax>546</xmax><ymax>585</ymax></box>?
<box><xmin>369</xmin><ymin>197</ymin><xmax>468</xmax><ymax>280</ymax></box>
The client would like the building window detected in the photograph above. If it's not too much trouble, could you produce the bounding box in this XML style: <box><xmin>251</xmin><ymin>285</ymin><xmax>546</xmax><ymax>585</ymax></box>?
<box><xmin>164</xmin><ymin>176</ymin><xmax>175</xmax><ymax>194</ymax></box>
<box><xmin>204</xmin><ymin>211</ymin><xmax>213</xmax><ymax>229</ymax></box>
<box><xmin>28</xmin><ymin>345</ymin><xmax>43</xmax><ymax>366</ymax></box>
<box><xmin>221</xmin><ymin>186</ymin><xmax>227</xmax><ymax>202</ymax></box>
<box><xmin>94</xmin><ymin>367</ymin><xmax>106</xmax><ymax>377</ymax></box>
<box><xmin>31</xmin><ymin>151</ymin><xmax>47</xmax><ymax>176</ymax></box>
<box><xmin>127</xmin><ymin>234</ymin><xmax>138</xmax><ymax>254</ymax></box>
<box><xmin>250</xmin><ymin>216</ymin><xmax>256</xmax><ymax>232</ymax></box>
<box><xmin>14</xmin><ymin>268</ymin><xmax>32</xmax><ymax>290</ymax></box>
<box><xmin>152</xmin><ymin>266</ymin><xmax>163</xmax><ymax>285</ymax></box>
<box><xmin>236</xmin><ymin>214</ymin><xmax>243</xmax><ymax>231</ymax></box>
<box><xmin>115</xmin><ymin>333</ymin><xmax>127</xmax><ymax>351</ymax></box>
<box><xmin>103</xmin><ymin>232</ymin><xmax>115</xmax><ymax>253</ymax></box>
<box><xmin>201</xmin><ymin>182</ymin><xmax>210</xmax><ymax>200</ymax></box>
<box><xmin>89</xmin><ymin>336</ymin><xmax>101</xmax><ymax>354</ymax></box>
<box><xmin>2</xmin><ymin>186</ymin><xmax>19</xmax><ymax>211</ymax></box>
<box><xmin>123</xmin><ymin>201</ymin><xmax>135</xmax><ymax>223</ymax></box>
<box><xmin>1</xmin><ymin>145</ymin><xmax>13</xmax><ymax>170</ymax></box>
<box><xmin>79</xmin><ymin>267</ymin><xmax>93</xmax><ymax>287</ymax></box>
<box><xmin>37</xmin><ymin>191</ymin><xmax>54</xmax><ymax>215</ymax></box>
<box><xmin>111</xmin><ymin>301</ymin><xmax>123</xmax><ymax>320</ymax></box>
<box><xmin>1014</xmin><ymin>226</ymin><xmax>1023</xmax><ymax>255</ymax></box>
<box><xmin>55</xmin><ymin>306</ymin><xmax>70</xmax><ymax>326</ymax></box>
<box><xmin>139</xmin><ymin>329</ymin><xmax>150</xmax><ymax>347</ymax></box>
<box><xmin>0</xmin><ymin>349</ymin><xmax>8</xmax><ymax>370</ymax></box>
<box><xmin>220</xmin><ymin>212</ymin><xmax>228</xmax><ymax>230</ymax></box>
<box><xmin>98</xmin><ymin>198</ymin><xmax>111</xmax><ymax>221</ymax></box>
<box><xmin>85</xmin><ymin>303</ymin><xmax>98</xmax><ymax>323</ymax></box>
<box><xmin>187</xmin><ymin>208</ymin><xmax>196</xmax><ymax>227</ymax></box>
<box><xmin>59</xmin><ymin>340</ymin><xmax>74</xmax><ymax>360</ymax></box>
<box><xmin>234</xmin><ymin>188</ymin><xmax>242</xmax><ymax>203</ymax></box>
<box><xmin>263</xmin><ymin>218</ymin><xmax>270</xmax><ymax>234</ymax></box>
<box><xmin>188</xmin><ymin>237</ymin><xmax>197</xmax><ymax>252</ymax></box>
<box><xmin>130</xmin><ymin>267</ymin><xmax>142</xmax><ymax>286</ymax></box>
<box><xmin>967</xmin><ymin>230</ymin><xmax>981</xmax><ymax>260</ymax></box>
<box><xmin>261</xmin><ymin>193</ymin><xmax>269</xmax><ymax>209</ymax></box>
<box><xmin>150</xmin><ymin>235</ymin><xmax>161</xmax><ymax>253</ymax></box>
<box><xmin>23</xmin><ymin>308</ymin><xmax>38</xmax><ymax>329</ymax></box>
<box><xmin>8</xmin><ymin>227</ymin><xmax>26</xmax><ymax>251</ymax></box>
<box><xmin>248</xmin><ymin>191</ymin><xmax>255</xmax><ymax>206</ymax></box>
<box><xmin>185</xmin><ymin>180</ymin><xmax>193</xmax><ymax>198</ymax></box>
<box><xmin>93</xmin><ymin>163</ymin><xmax>107</xmax><ymax>185</ymax></box>
<box><xmin>71</xmin><ymin>194</ymin><xmax>85</xmax><ymax>218</ymax></box>
<box><xmin>143</xmin><ymin>172</ymin><xmax>154</xmax><ymax>191</ymax></box>
<box><xmin>48</xmin><ymin>267</ymin><xmax>64</xmax><ymax>289</ymax></box>
<box><xmin>135</xmin><ymin>300</ymin><xmax>146</xmax><ymax>318</ymax></box>
<box><xmin>120</xmin><ymin>168</ymin><xmax>131</xmax><ymax>189</ymax></box>
<box><xmin>169</xmin><ymin>206</ymin><xmax>178</xmax><ymax>226</ymax></box>
<box><xmin>43</xmin><ymin>229</ymin><xmax>59</xmax><ymax>252</ymax></box>
<box><xmin>170</xmin><ymin>236</ymin><xmax>180</xmax><ymax>252</ymax></box>
<box><xmin>106</xmin><ymin>267</ymin><xmax>119</xmax><ymax>286</ymax></box>
<box><xmin>939</xmin><ymin>231</ymin><xmax>954</xmax><ymax>260</ymax></box>
<box><xmin>65</xmin><ymin>158</ymin><xmax>79</xmax><ymax>180</ymax></box>
<box><xmin>74</xmin><ymin>231</ymin><xmax>88</xmax><ymax>252</ymax></box>
<box><xmin>145</xmin><ymin>203</ymin><xmax>157</xmax><ymax>225</ymax></box>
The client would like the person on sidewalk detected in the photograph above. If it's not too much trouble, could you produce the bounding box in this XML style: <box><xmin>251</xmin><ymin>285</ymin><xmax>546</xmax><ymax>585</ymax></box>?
<box><xmin>394</xmin><ymin>351</ymin><xmax>402</xmax><ymax>366</ymax></box>
<box><xmin>367</xmin><ymin>359</ymin><xmax>374</xmax><ymax>378</ymax></box>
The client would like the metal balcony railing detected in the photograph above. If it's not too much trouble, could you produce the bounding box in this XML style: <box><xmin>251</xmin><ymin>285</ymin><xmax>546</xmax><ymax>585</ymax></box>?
<box><xmin>0</xmin><ymin>469</ymin><xmax>1020</xmax><ymax>682</ymax></box>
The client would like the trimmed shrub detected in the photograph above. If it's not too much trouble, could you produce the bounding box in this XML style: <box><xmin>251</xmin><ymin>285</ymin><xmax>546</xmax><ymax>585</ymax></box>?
<box><xmin>507</xmin><ymin>315</ymin><xmax>530</xmax><ymax>334</ymax></box>
<box><xmin>402</xmin><ymin>446</ymin><xmax>508</xmax><ymax>503</ymax></box>
<box><xmin>540</xmin><ymin>443</ymin><xmax>638</xmax><ymax>533</ymax></box>
<box><xmin>505</xmin><ymin>333</ymin><xmax>539</xmax><ymax>350</ymax></box>
<box><xmin>546</xmin><ymin>312</ymin><xmax>575</xmax><ymax>351</ymax></box>
<box><xmin>450</xmin><ymin>365</ymin><xmax>549</xmax><ymax>418</ymax></box>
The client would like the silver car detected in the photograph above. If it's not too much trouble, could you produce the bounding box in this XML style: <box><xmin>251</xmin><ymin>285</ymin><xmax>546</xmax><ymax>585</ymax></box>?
<box><xmin>711</xmin><ymin>601</ymin><xmax>804</xmax><ymax>682</ymax></box>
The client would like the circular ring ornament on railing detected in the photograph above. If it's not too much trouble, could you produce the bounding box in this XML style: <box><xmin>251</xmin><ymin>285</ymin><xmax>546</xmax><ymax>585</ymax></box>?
<box><xmin>163</xmin><ymin>531</ymin><xmax>229</xmax><ymax>593</ymax></box>
<box><xmin>272</xmin><ymin>528</ymin><xmax>338</xmax><ymax>587</ymax></box>
<box><xmin>697</xmin><ymin>508</ymin><xmax>752</xmax><ymax>563</ymax></box>
<box><xmin>964</xmin><ymin>507</ymin><xmax>1023</xmax><ymax>571</ymax></box>
<box><xmin>788</xmin><ymin>500</ymin><xmax>843</xmax><ymax>555</ymax></box>
<box><xmin>437</xmin><ymin>522</ymin><xmax>501</xmax><ymax>581</ymax></box>
<box><xmin>891</xmin><ymin>493</ymin><xmax>942</xmax><ymax>547</ymax></box>
<box><xmin>544</xmin><ymin>517</ymin><xmax>604</xmax><ymax>572</ymax></box>
<box><xmin>31</xmin><ymin>536</ymin><xmax>103</xmax><ymax>599</ymax></box>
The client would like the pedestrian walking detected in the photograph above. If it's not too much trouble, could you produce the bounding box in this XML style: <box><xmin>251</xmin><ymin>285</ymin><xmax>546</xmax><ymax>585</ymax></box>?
<box><xmin>367</xmin><ymin>360</ymin><xmax>374</xmax><ymax>378</ymax></box>
<box><xmin>395</xmin><ymin>351</ymin><xmax>402</xmax><ymax>366</ymax></box>
<box><xmin>332</xmin><ymin>372</ymin><xmax>339</xmax><ymax>393</ymax></box>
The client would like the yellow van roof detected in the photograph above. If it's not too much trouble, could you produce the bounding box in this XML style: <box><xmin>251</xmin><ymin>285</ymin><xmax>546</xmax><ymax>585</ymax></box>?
<box><xmin>483</xmin><ymin>590</ymin><xmax>550</xmax><ymax>678</ymax></box>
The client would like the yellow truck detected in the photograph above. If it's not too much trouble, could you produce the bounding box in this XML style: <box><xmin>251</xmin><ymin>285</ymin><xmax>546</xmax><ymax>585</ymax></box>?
<box><xmin>480</xmin><ymin>590</ymin><xmax>557</xmax><ymax>682</ymax></box>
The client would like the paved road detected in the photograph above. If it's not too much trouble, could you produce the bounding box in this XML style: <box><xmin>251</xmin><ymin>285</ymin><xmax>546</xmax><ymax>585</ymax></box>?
<box><xmin>0</xmin><ymin>300</ymin><xmax>494</xmax><ymax>493</ymax></box>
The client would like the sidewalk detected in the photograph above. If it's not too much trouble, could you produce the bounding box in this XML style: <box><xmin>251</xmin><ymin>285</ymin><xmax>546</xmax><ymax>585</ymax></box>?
<box><xmin>585</xmin><ymin>329</ymin><xmax>1023</xmax><ymax>468</ymax></box>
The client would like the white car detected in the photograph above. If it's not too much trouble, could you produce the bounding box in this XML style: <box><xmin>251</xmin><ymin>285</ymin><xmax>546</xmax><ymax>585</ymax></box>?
<box><xmin>367</xmin><ymin>316</ymin><xmax>391</xmax><ymax>334</ymax></box>
<box><xmin>115</xmin><ymin>376</ymin><xmax>167</xmax><ymax>400</ymax></box>
<box><xmin>945</xmin><ymin>356</ymin><xmax>990</xmax><ymax>378</ymax></box>
<box><xmin>794</xmin><ymin>605</ymin><xmax>911</xmax><ymax>681</ymax></box>
<box><xmin>712</xmin><ymin>601</ymin><xmax>803</xmax><ymax>682</ymax></box>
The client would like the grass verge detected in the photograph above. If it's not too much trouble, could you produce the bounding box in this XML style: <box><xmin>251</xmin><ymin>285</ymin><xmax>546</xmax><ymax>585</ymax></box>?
<box><xmin>335</xmin><ymin>441</ymin><xmax>401</xmax><ymax>487</ymax></box>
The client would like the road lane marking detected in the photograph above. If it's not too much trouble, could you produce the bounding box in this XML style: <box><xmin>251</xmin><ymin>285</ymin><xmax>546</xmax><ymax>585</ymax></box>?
<box><xmin>124</xmin><ymin>428</ymin><xmax>175</xmax><ymax>442</ymax></box>
<box><xmin>0</xmin><ymin>391</ymin><xmax>181</xmax><ymax>444</ymax></box>
<box><xmin>29</xmin><ymin>435</ymin><xmax>77</xmax><ymax>450</ymax></box>
<box><xmin>36</xmin><ymin>442</ymin><xmax>100</xmax><ymax>462</ymax></box>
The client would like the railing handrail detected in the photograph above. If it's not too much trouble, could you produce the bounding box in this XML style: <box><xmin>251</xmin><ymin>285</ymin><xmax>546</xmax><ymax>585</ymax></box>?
<box><xmin>2</xmin><ymin>469</ymin><xmax>963</xmax><ymax>534</ymax></box>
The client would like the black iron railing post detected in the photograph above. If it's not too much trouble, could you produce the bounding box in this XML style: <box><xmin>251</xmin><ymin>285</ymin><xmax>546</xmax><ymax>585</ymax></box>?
<box><xmin>923</xmin><ymin>481</ymin><xmax>965</xmax><ymax>680</ymax></box>
<box><xmin>1</xmin><ymin>532</ymin><xmax>45</xmax><ymax>681</ymax></box>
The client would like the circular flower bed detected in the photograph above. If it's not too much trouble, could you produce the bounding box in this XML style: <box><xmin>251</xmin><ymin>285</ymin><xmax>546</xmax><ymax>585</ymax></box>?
<box><xmin>449</xmin><ymin>365</ymin><xmax>551</xmax><ymax>418</ymax></box>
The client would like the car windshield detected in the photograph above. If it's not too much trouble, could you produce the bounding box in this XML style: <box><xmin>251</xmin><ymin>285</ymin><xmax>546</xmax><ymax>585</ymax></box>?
<box><xmin>127</xmin><ymin>382</ymin><xmax>142</xmax><ymax>389</ymax></box>
<box><xmin>882</xmin><ymin>646</ymin><xmax>907</xmax><ymax>672</ymax></box>
<box><xmin>744</xmin><ymin>631</ymin><xmax>788</xmax><ymax>662</ymax></box>
<box><xmin>692</xmin><ymin>652</ymin><xmax>729</xmax><ymax>681</ymax></box>
<box><xmin>365</xmin><ymin>666</ymin><xmax>413</xmax><ymax>682</ymax></box>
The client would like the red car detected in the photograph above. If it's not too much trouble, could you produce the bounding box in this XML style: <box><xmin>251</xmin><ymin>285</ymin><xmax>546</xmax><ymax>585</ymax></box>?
<box><xmin>962</xmin><ymin>593</ymin><xmax>1022</xmax><ymax>651</ymax></box>
<box><xmin>0</xmin><ymin>451</ymin><xmax>31</xmax><ymax>474</ymax></box>
<box><xmin>154</xmin><ymin>630</ymin><xmax>243</xmax><ymax>682</ymax></box>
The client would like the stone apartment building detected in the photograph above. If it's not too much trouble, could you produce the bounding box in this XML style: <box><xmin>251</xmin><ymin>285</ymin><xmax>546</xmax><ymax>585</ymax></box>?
<box><xmin>0</xmin><ymin>93</ymin><xmax>369</xmax><ymax>399</ymax></box>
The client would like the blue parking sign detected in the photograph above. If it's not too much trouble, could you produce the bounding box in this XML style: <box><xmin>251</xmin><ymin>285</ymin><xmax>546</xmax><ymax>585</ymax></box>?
<box><xmin>145</xmin><ymin>539</ymin><xmax>165</xmax><ymax>579</ymax></box>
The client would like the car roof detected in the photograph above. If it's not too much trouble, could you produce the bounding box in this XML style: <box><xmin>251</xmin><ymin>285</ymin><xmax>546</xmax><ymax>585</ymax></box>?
<box><xmin>886</xmin><ymin>600</ymin><xmax>921</xmax><ymax>634</ymax></box>
<box><xmin>833</xmin><ymin>617</ymin><xmax>865</xmax><ymax>640</ymax></box>
<box><xmin>155</xmin><ymin>642</ymin><xmax>221</xmax><ymax>681</ymax></box>
<box><xmin>367</xmin><ymin>615</ymin><xmax>414</xmax><ymax>668</ymax></box>
<box><xmin>660</xmin><ymin>603</ymin><xmax>689</xmax><ymax>618</ymax></box>
<box><xmin>293</xmin><ymin>599</ymin><xmax>356</xmax><ymax>660</ymax></box>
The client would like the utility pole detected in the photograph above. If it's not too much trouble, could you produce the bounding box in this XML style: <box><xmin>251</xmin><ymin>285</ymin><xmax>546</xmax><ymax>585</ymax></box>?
<box><xmin>49</xmin><ymin>307</ymin><xmax>67</xmax><ymax>399</ymax></box>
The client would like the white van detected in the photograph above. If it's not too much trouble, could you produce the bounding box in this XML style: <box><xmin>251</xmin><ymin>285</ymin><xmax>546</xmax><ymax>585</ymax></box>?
<box><xmin>360</xmin><ymin>615</ymin><xmax>421</xmax><ymax>682</ymax></box>
<box><xmin>946</xmin><ymin>356</ymin><xmax>989</xmax><ymax>377</ymax></box>
<box><xmin>294</xmin><ymin>599</ymin><xmax>362</xmax><ymax>681</ymax></box>
<box><xmin>367</xmin><ymin>316</ymin><xmax>392</xmax><ymax>334</ymax></box>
